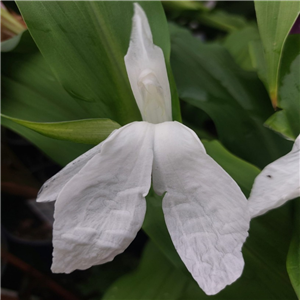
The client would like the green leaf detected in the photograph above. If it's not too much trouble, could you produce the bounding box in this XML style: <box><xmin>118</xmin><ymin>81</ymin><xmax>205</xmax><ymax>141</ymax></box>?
<box><xmin>143</xmin><ymin>189</ymin><xmax>186</xmax><ymax>271</ymax></box>
<box><xmin>265</xmin><ymin>34</ymin><xmax>300</xmax><ymax>140</ymax></box>
<box><xmin>170</xmin><ymin>24</ymin><xmax>291</xmax><ymax>168</ymax></box>
<box><xmin>2</xmin><ymin>119</ymin><xmax>91</xmax><ymax>167</ymax></box>
<box><xmin>224</xmin><ymin>26</ymin><xmax>259</xmax><ymax>71</ymax></box>
<box><xmin>1</xmin><ymin>39</ymin><xmax>92</xmax><ymax>165</ymax></box>
<box><xmin>287</xmin><ymin>199</ymin><xmax>300</xmax><ymax>298</ymax></box>
<box><xmin>223</xmin><ymin>25</ymin><xmax>268</xmax><ymax>88</ymax></box>
<box><xmin>223</xmin><ymin>26</ymin><xmax>263</xmax><ymax>72</ymax></box>
<box><xmin>198</xmin><ymin>10</ymin><xmax>248</xmax><ymax>32</ymax></box>
<box><xmin>248</xmin><ymin>39</ymin><xmax>268</xmax><ymax>88</ymax></box>
<box><xmin>202</xmin><ymin>140</ymin><xmax>260</xmax><ymax>197</ymax></box>
<box><xmin>254</xmin><ymin>1</ymin><xmax>300</xmax><ymax>107</ymax></box>
<box><xmin>162</xmin><ymin>0</ymin><xmax>209</xmax><ymax>13</ymax></box>
<box><xmin>103</xmin><ymin>242</ymin><xmax>189</xmax><ymax>300</ymax></box>
<box><xmin>1</xmin><ymin>115</ymin><xmax>120</xmax><ymax>145</ymax></box>
<box><xmin>16</xmin><ymin>1</ymin><xmax>181</xmax><ymax>125</ymax></box>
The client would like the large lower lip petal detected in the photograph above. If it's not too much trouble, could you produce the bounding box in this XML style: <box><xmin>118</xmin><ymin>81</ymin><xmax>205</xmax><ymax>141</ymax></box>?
<box><xmin>152</xmin><ymin>121</ymin><xmax>250</xmax><ymax>295</ymax></box>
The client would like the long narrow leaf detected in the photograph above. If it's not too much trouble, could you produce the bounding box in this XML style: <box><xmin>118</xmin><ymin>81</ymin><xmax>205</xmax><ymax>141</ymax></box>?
<box><xmin>254</xmin><ymin>1</ymin><xmax>300</xmax><ymax>107</ymax></box>
<box><xmin>265</xmin><ymin>35</ymin><xmax>300</xmax><ymax>140</ymax></box>
<box><xmin>170</xmin><ymin>24</ymin><xmax>291</xmax><ymax>168</ymax></box>
<box><xmin>1</xmin><ymin>115</ymin><xmax>120</xmax><ymax>145</ymax></box>
<box><xmin>287</xmin><ymin>200</ymin><xmax>300</xmax><ymax>298</ymax></box>
<box><xmin>16</xmin><ymin>1</ymin><xmax>181</xmax><ymax>125</ymax></box>
<box><xmin>2</xmin><ymin>37</ymin><xmax>93</xmax><ymax>165</ymax></box>
<box><xmin>103</xmin><ymin>242</ymin><xmax>189</xmax><ymax>300</ymax></box>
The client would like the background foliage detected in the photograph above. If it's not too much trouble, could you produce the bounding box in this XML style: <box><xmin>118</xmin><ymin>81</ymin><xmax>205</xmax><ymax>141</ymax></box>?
<box><xmin>1</xmin><ymin>1</ymin><xmax>299</xmax><ymax>299</ymax></box>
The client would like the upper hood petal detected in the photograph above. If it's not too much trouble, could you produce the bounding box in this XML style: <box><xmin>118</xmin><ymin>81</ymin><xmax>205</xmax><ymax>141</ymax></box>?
<box><xmin>249</xmin><ymin>135</ymin><xmax>300</xmax><ymax>218</ymax></box>
<box><xmin>51</xmin><ymin>122</ymin><xmax>154</xmax><ymax>273</ymax></box>
<box><xmin>152</xmin><ymin>121</ymin><xmax>250</xmax><ymax>295</ymax></box>
<box><xmin>37</xmin><ymin>142</ymin><xmax>103</xmax><ymax>203</ymax></box>
<box><xmin>124</xmin><ymin>3</ymin><xmax>172</xmax><ymax>124</ymax></box>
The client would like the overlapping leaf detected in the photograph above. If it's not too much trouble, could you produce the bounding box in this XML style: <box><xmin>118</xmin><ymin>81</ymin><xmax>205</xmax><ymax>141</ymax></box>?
<box><xmin>224</xmin><ymin>26</ymin><xmax>260</xmax><ymax>71</ymax></box>
<box><xmin>163</xmin><ymin>0</ymin><xmax>209</xmax><ymax>15</ymax></box>
<box><xmin>287</xmin><ymin>200</ymin><xmax>300</xmax><ymax>298</ymax></box>
<box><xmin>265</xmin><ymin>34</ymin><xmax>300</xmax><ymax>140</ymax></box>
<box><xmin>1</xmin><ymin>115</ymin><xmax>120</xmax><ymax>145</ymax></box>
<box><xmin>16</xmin><ymin>1</ymin><xmax>181</xmax><ymax>124</ymax></box>
<box><xmin>170</xmin><ymin>24</ymin><xmax>291</xmax><ymax>168</ymax></box>
<box><xmin>223</xmin><ymin>25</ymin><xmax>267</xmax><ymax>88</ymax></box>
<box><xmin>198</xmin><ymin>10</ymin><xmax>248</xmax><ymax>32</ymax></box>
<box><xmin>254</xmin><ymin>1</ymin><xmax>300</xmax><ymax>107</ymax></box>
<box><xmin>2</xmin><ymin>45</ymin><xmax>92</xmax><ymax>165</ymax></box>
<box><xmin>2</xmin><ymin>2</ymin><xmax>297</xmax><ymax>298</ymax></box>
<box><xmin>3</xmin><ymin>1</ymin><xmax>180</xmax><ymax>166</ymax></box>
<box><xmin>103</xmin><ymin>241</ymin><xmax>188</xmax><ymax>300</ymax></box>
<box><xmin>223</xmin><ymin>25</ymin><xmax>273</xmax><ymax>109</ymax></box>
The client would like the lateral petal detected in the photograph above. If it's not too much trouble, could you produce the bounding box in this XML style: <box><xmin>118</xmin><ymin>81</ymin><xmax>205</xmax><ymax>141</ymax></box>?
<box><xmin>152</xmin><ymin>121</ymin><xmax>250</xmax><ymax>295</ymax></box>
<box><xmin>124</xmin><ymin>3</ymin><xmax>172</xmax><ymax>124</ymax></box>
<box><xmin>37</xmin><ymin>142</ymin><xmax>103</xmax><ymax>203</ymax></box>
<box><xmin>51</xmin><ymin>122</ymin><xmax>154</xmax><ymax>273</ymax></box>
<box><xmin>249</xmin><ymin>135</ymin><xmax>300</xmax><ymax>218</ymax></box>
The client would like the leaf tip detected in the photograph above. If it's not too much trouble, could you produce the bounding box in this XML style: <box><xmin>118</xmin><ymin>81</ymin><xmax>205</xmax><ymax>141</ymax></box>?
<box><xmin>270</xmin><ymin>91</ymin><xmax>278</xmax><ymax>109</ymax></box>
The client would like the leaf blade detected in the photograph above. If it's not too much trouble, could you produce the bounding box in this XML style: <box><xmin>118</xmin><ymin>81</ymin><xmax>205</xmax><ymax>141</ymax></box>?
<box><xmin>254</xmin><ymin>1</ymin><xmax>300</xmax><ymax>107</ymax></box>
<box><xmin>16</xmin><ymin>1</ymin><xmax>181</xmax><ymax>124</ymax></box>
<box><xmin>1</xmin><ymin>36</ymin><xmax>93</xmax><ymax>165</ymax></box>
<box><xmin>287</xmin><ymin>200</ymin><xmax>300</xmax><ymax>298</ymax></box>
<box><xmin>265</xmin><ymin>34</ymin><xmax>300</xmax><ymax>140</ymax></box>
<box><xmin>1</xmin><ymin>115</ymin><xmax>120</xmax><ymax>145</ymax></box>
<box><xmin>103</xmin><ymin>242</ymin><xmax>189</xmax><ymax>300</ymax></box>
<box><xmin>170</xmin><ymin>24</ymin><xmax>291</xmax><ymax>168</ymax></box>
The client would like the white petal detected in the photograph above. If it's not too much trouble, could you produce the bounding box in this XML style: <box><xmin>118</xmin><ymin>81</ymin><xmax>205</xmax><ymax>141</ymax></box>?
<box><xmin>152</xmin><ymin>121</ymin><xmax>250</xmax><ymax>295</ymax></box>
<box><xmin>249</xmin><ymin>135</ymin><xmax>300</xmax><ymax>218</ymax></box>
<box><xmin>124</xmin><ymin>3</ymin><xmax>172</xmax><ymax>124</ymax></box>
<box><xmin>292</xmin><ymin>134</ymin><xmax>300</xmax><ymax>151</ymax></box>
<box><xmin>51</xmin><ymin>122</ymin><xmax>154</xmax><ymax>273</ymax></box>
<box><xmin>37</xmin><ymin>143</ymin><xmax>103</xmax><ymax>203</ymax></box>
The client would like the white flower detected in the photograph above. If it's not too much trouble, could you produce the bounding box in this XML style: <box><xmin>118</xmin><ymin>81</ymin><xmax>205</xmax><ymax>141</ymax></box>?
<box><xmin>37</xmin><ymin>3</ymin><xmax>250</xmax><ymax>295</ymax></box>
<box><xmin>249</xmin><ymin>135</ymin><xmax>300</xmax><ymax>218</ymax></box>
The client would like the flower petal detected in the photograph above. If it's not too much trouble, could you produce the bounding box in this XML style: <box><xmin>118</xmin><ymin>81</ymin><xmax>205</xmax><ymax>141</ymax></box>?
<box><xmin>292</xmin><ymin>134</ymin><xmax>300</xmax><ymax>151</ymax></box>
<box><xmin>249</xmin><ymin>135</ymin><xmax>300</xmax><ymax>218</ymax></box>
<box><xmin>152</xmin><ymin>121</ymin><xmax>250</xmax><ymax>295</ymax></box>
<box><xmin>37</xmin><ymin>143</ymin><xmax>103</xmax><ymax>203</ymax></box>
<box><xmin>124</xmin><ymin>3</ymin><xmax>172</xmax><ymax>124</ymax></box>
<box><xmin>51</xmin><ymin>122</ymin><xmax>154</xmax><ymax>273</ymax></box>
